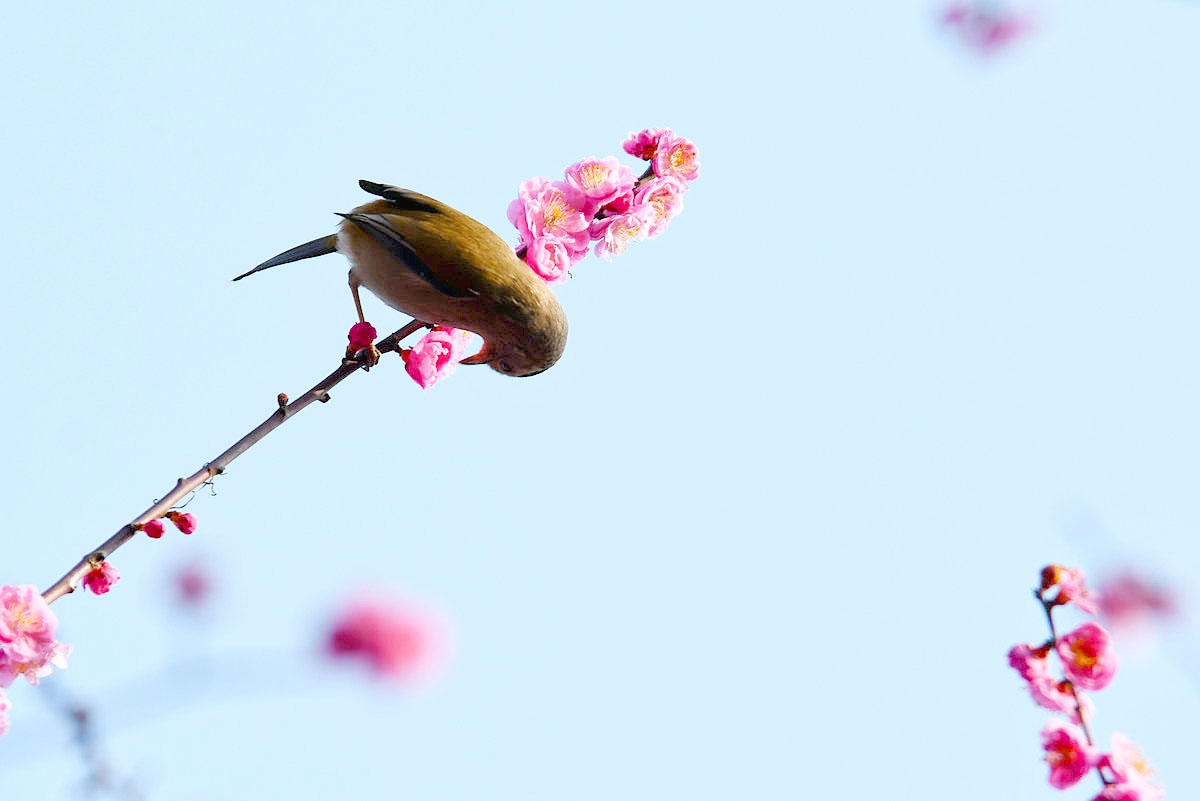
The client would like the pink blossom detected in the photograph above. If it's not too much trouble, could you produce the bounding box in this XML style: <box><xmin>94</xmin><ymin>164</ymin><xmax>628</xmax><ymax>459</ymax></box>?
<box><xmin>81</xmin><ymin>561</ymin><xmax>120</xmax><ymax>596</ymax></box>
<box><xmin>168</xmin><ymin>511</ymin><xmax>198</xmax><ymax>535</ymax></box>
<box><xmin>1027</xmin><ymin>675</ymin><xmax>1094</xmax><ymax>724</ymax></box>
<box><xmin>590</xmin><ymin>205</ymin><xmax>657</xmax><ymax>262</ymax></box>
<box><xmin>326</xmin><ymin>597</ymin><xmax>439</xmax><ymax>681</ymax></box>
<box><xmin>652</xmin><ymin>135</ymin><xmax>700</xmax><ymax>182</ymax></box>
<box><xmin>1042</xmin><ymin>719</ymin><xmax>1099</xmax><ymax>789</ymax></box>
<box><xmin>622</xmin><ymin>128</ymin><xmax>673</xmax><ymax>160</ymax></box>
<box><xmin>402</xmin><ymin>327</ymin><xmax>473</xmax><ymax>390</ymax></box>
<box><xmin>1093</xmin><ymin>785</ymin><xmax>1159</xmax><ymax>801</ymax></box>
<box><xmin>942</xmin><ymin>3</ymin><xmax>1032</xmax><ymax>56</ymax></box>
<box><xmin>1098</xmin><ymin>572</ymin><xmax>1176</xmax><ymax>629</ymax></box>
<box><xmin>1042</xmin><ymin>564</ymin><xmax>1100</xmax><ymax>615</ymax></box>
<box><xmin>507</xmin><ymin>177</ymin><xmax>590</xmax><ymax>254</ymax></box>
<box><xmin>0</xmin><ymin>585</ymin><xmax>58</xmax><ymax>662</ymax></box>
<box><xmin>348</xmin><ymin>321</ymin><xmax>377</xmax><ymax>351</ymax></box>
<box><xmin>1007</xmin><ymin>643</ymin><xmax>1051</xmax><ymax>682</ymax></box>
<box><xmin>1058</xmin><ymin>622</ymin><xmax>1119</xmax><ymax>691</ymax></box>
<box><xmin>0</xmin><ymin>640</ymin><xmax>69</xmax><ymax>688</ymax></box>
<box><xmin>142</xmin><ymin>519</ymin><xmax>166</xmax><ymax>539</ymax></box>
<box><xmin>175</xmin><ymin>563</ymin><xmax>212</xmax><ymax>608</ymax></box>
<box><xmin>1100</xmin><ymin>734</ymin><xmax>1163</xmax><ymax>800</ymax></box>
<box><xmin>525</xmin><ymin>236</ymin><xmax>572</xmax><ymax>285</ymax></box>
<box><xmin>564</xmin><ymin>156</ymin><xmax>636</xmax><ymax>217</ymax></box>
<box><xmin>0</xmin><ymin>688</ymin><xmax>9</xmax><ymax>737</ymax></box>
<box><xmin>634</xmin><ymin>176</ymin><xmax>688</xmax><ymax>238</ymax></box>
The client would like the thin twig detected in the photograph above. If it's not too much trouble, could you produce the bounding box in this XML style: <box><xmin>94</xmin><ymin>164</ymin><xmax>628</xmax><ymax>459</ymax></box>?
<box><xmin>41</xmin><ymin>319</ymin><xmax>427</xmax><ymax>605</ymax></box>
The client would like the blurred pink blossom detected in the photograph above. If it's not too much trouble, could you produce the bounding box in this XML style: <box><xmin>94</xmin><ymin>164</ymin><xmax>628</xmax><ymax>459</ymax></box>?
<box><xmin>1026</xmin><ymin>675</ymin><xmax>1093</xmax><ymax>724</ymax></box>
<box><xmin>1093</xmin><ymin>784</ymin><xmax>1161</xmax><ymax>801</ymax></box>
<box><xmin>1057</xmin><ymin>622</ymin><xmax>1119</xmax><ymax>691</ymax></box>
<box><xmin>326</xmin><ymin>597</ymin><xmax>440</xmax><ymax>682</ymax></box>
<box><xmin>1007</xmin><ymin>643</ymin><xmax>1051</xmax><ymax>682</ymax></box>
<box><xmin>175</xmin><ymin>563</ymin><xmax>213</xmax><ymax>608</ymax></box>
<box><xmin>1100</xmin><ymin>734</ymin><xmax>1164</xmax><ymax>800</ymax></box>
<box><xmin>941</xmin><ymin>3</ymin><xmax>1032</xmax><ymax>56</ymax></box>
<box><xmin>1042</xmin><ymin>564</ymin><xmax>1100</xmax><ymax>615</ymax></box>
<box><xmin>81</xmin><ymin>561</ymin><xmax>120</xmax><ymax>596</ymax></box>
<box><xmin>622</xmin><ymin>127</ymin><xmax>673</xmax><ymax>160</ymax></box>
<box><xmin>402</xmin><ymin>327</ymin><xmax>473</xmax><ymax>390</ymax></box>
<box><xmin>1041</xmin><ymin>719</ymin><xmax>1099</xmax><ymax>789</ymax></box>
<box><xmin>0</xmin><ymin>640</ymin><xmax>69</xmax><ymax>687</ymax></box>
<box><xmin>0</xmin><ymin>688</ymin><xmax>8</xmax><ymax>736</ymax></box>
<box><xmin>1098</xmin><ymin>572</ymin><xmax>1176</xmax><ymax>630</ymax></box>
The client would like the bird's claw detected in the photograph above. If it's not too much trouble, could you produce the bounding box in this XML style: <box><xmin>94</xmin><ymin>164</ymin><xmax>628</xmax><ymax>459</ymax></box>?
<box><xmin>343</xmin><ymin>343</ymin><xmax>382</xmax><ymax>370</ymax></box>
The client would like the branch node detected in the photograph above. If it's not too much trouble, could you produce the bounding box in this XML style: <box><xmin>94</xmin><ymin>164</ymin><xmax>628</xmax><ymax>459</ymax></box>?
<box><xmin>318</xmin><ymin>392</ymin><xmax>332</xmax><ymax>403</ymax></box>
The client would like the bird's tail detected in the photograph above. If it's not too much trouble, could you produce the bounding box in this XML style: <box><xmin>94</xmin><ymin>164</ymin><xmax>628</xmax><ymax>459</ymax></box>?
<box><xmin>233</xmin><ymin>234</ymin><xmax>338</xmax><ymax>281</ymax></box>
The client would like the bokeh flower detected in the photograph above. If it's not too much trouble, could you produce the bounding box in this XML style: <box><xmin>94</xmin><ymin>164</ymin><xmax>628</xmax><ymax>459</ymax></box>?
<box><xmin>1057</xmin><ymin>622</ymin><xmax>1119</xmax><ymax>691</ymax></box>
<box><xmin>1042</xmin><ymin>719</ymin><xmax>1099</xmax><ymax>789</ymax></box>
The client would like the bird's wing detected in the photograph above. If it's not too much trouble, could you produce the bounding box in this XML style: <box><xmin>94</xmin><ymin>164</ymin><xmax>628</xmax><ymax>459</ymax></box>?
<box><xmin>336</xmin><ymin>212</ymin><xmax>476</xmax><ymax>299</ymax></box>
<box><xmin>358</xmin><ymin>180</ymin><xmax>444</xmax><ymax>215</ymax></box>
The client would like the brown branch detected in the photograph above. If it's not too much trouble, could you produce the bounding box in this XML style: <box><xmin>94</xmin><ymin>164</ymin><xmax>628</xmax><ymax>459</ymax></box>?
<box><xmin>41</xmin><ymin>319</ymin><xmax>428</xmax><ymax>605</ymax></box>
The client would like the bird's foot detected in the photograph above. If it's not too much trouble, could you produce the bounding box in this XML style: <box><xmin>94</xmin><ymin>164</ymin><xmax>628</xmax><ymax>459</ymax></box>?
<box><xmin>345</xmin><ymin>321</ymin><xmax>381</xmax><ymax>370</ymax></box>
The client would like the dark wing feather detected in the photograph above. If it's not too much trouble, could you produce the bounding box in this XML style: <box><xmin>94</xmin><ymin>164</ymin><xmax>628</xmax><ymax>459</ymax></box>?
<box><xmin>358</xmin><ymin>180</ymin><xmax>443</xmax><ymax>215</ymax></box>
<box><xmin>336</xmin><ymin>213</ymin><xmax>473</xmax><ymax>298</ymax></box>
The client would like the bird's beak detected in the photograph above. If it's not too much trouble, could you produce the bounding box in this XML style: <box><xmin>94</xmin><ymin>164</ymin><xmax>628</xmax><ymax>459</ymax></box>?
<box><xmin>459</xmin><ymin>350</ymin><xmax>492</xmax><ymax>366</ymax></box>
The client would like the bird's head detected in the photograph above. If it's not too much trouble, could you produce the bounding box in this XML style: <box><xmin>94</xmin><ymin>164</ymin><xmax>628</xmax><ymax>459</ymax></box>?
<box><xmin>459</xmin><ymin>294</ymin><xmax>568</xmax><ymax>377</ymax></box>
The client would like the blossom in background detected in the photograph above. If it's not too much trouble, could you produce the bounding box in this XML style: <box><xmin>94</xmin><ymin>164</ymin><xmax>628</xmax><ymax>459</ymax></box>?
<box><xmin>0</xmin><ymin>584</ymin><xmax>59</xmax><ymax>662</ymax></box>
<box><xmin>1099</xmin><ymin>734</ymin><xmax>1165</xmax><ymax>801</ymax></box>
<box><xmin>0</xmin><ymin>640</ymin><xmax>69</xmax><ymax>688</ymax></box>
<box><xmin>81</xmin><ymin>561</ymin><xmax>120</xmax><ymax>595</ymax></box>
<box><xmin>1057</xmin><ymin>622</ymin><xmax>1119</xmax><ymax>691</ymax></box>
<box><xmin>326</xmin><ymin>596</ymin><xmax>440</xmax><ymax>682</ymax></box>
<box><xmin>0</xmin><ymin>688</ymin><xmax>8</xmax><ymax>737</ymax></box>
<box><xmin>175</xmin><ymin>562</ymin><xmax>212</xmax><ymax>609</ymax></box>
<box><xmin>1098</xmin><ymin>572</ymin><xmax>1176</xmax><ymax>632</ymax></box>
<box><xmin>1042</xmin><ymin>719</ymin><xmax>1099</xmax><ymax>789</ymax></box>
<box><xmin>401</xmin><ymin>327</ymin><xmax>473</xmax><ymax>390</ymax></box>
<box><xmin>941</xmin><ymin>2</ymin><xmax>1032</xmax><ymax>56</ymax></box>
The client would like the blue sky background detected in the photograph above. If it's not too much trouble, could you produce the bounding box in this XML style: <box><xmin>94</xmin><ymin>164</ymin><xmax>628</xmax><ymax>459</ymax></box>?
<box><xmin>2</xmin><ymin>1</ymin><xmax>1198</xmax><ymax>798</ymax></box>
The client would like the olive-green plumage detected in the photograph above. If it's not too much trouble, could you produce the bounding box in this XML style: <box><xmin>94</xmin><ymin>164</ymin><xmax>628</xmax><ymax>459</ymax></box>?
<box><xmin>236</xmin><ymin>180</ymin><xmax>567</xmax><ymax>377</ymax></box>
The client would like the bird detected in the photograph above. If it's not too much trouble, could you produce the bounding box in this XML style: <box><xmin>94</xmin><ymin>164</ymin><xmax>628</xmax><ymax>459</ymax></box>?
<box><xmin>234</xmin><ymin>180</ymin><xmax>567</xmax><ymax>377</ymax></box>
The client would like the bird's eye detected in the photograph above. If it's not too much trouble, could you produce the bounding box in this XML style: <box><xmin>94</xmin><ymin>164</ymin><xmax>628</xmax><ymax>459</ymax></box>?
<box><xmin>498</xmin><ymin>360</ymin><xmax>513</xmax><ymax>373</ymax></box>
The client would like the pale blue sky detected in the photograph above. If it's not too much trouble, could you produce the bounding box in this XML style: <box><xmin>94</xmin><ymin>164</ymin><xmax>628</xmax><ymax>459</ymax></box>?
<box><xmin>2</xmin><ymin>1</ymin><xmax>1199</xmax><ymax>798</ymax></box>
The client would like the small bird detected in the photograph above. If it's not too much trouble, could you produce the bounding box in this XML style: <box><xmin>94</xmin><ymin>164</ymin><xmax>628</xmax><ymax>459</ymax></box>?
<box><xmin>235</xmin><ymin>180</ymin><xmax>567</xmax><ymax>377</ymax></box>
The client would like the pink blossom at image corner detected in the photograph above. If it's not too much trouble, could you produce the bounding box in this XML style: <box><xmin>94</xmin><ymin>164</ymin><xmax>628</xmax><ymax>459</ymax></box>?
<box><xmin>1041</xmin><ymin>719</ymin><xmax>1099</xmax><ymax>790</ymax></box>
<box><xmin>1057</xmin><ymin>622</ymin><xmax>1119</xmax><ymax>691</ymax></box>
<box><xmin>402</xmin><ymin>327</ymin><xmax>473</xmax><ymax>390</ymax></box>
<box><xmin>0</xmin><ymin>584</ymin><xmax>59</xmax><ymax>662</ymax></box>
<box><xmin>0</xmin><ymin>688</ymin><xmax>9</xmax><ymax>736</ymax></box>
<box><xmin>325</xmin><ymin>596</ymin><xmax>444</xmax><ymax>682</ymax></box>
<box><xmin>81</xmin><ymin>561</ymin><xmax>120</xmax><ymax>596</ymax></box>
<box><xmin>0</xmin><ymin>640</ymin><xmax>69</xmax><ymax>688</ymax></box>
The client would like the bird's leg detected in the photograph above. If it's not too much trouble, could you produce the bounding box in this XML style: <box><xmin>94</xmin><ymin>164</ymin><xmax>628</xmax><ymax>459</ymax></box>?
<box><xmin>348</xmin><ymin>282</ymin><xmax>382</xmax><ymax>369</ymax></box>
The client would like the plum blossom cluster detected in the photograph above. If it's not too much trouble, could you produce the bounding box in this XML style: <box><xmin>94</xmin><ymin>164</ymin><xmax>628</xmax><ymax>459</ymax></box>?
<box><xmin>136</xmin><ymin>510</ymin><xmax>198</xmax><ymax>541</ymax></box>
<box><xmin>1008</xmin><ymin>565</ymin><xmax>1164</xmax><ymax>800</ymax></box>
<box><xmin>509</xmin><ymin>128</ymin><xmax>698</xmax><ymax>278</ymax></box>
<box><xmin>0</xmin><ymin>584</ymin><xmax>71</xmax><ymax>736</ymax></box>
<box><xmin>326</xmin><ymin>596</ymin><xmax>439</xmax><ymax>682</ymax></box>
<box><xmin>941</xmin><ymin>2</ymin><xmax>1032</xmax><ymax>56</ymax></box>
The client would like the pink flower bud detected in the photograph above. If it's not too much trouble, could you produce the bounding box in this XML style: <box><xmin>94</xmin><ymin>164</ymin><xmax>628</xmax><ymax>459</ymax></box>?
<box><xmin>81</xmin><ymin>561</ymin><xmax>120</xmax><ymax>595</ymax></box>
<box><xmin>348</xmin><ymin>322</ymin><xmax>377</xmax><ymax>351</ymax></box>
<box><xmin>142</xmin><ymin>519</ymin><xmax>166</xmax><ymax>539</ymax></box>
<box><xmin>168</xmin><ymin>511</ymin><xmax>198</xmax><ymax>535</ymax></box>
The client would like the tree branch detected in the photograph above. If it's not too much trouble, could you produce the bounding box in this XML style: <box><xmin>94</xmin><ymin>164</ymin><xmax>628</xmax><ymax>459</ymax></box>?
<box><xmin>41</xmin><ymin>319</ymin><xmax>427</xmax><ymax>605</ymax></box>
